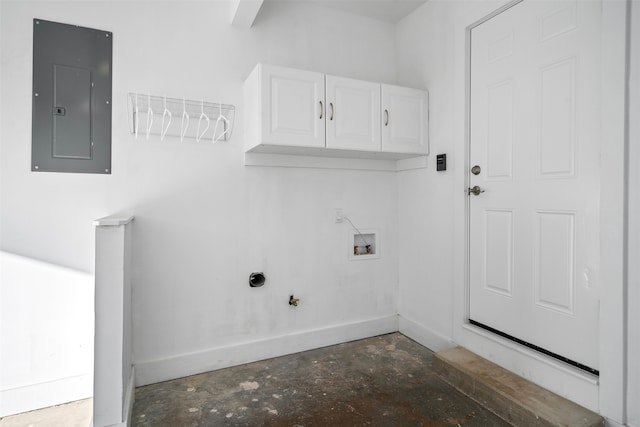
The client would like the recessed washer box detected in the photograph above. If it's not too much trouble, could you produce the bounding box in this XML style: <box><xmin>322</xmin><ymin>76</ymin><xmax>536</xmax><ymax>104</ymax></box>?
<box><xmin>349</xmin><ymin>229</ymin><xmax>379</xmax><ymax>260</ymax></box>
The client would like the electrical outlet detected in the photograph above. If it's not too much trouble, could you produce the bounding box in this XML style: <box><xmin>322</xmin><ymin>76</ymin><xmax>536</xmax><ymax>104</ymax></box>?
<box><xmin>335</xmin><ymin>208</ymin><xmax>343</xmax><ymax>223</ymax></box>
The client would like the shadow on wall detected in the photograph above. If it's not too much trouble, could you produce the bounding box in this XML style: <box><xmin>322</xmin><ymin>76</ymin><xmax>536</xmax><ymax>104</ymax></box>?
<box><xmin>0</xmin><ymin>251</ymin><xmax>94</xmax><ymax>417</ymax></box>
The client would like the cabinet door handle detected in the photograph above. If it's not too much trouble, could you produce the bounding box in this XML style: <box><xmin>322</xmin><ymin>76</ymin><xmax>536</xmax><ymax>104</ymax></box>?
<box><xmin>319</xmin><ymin>101</ymin><xmax>323</xmax><ymax>119</ymax></box>
<box><xmin>330</xmin><ymin>102</ymin><xmax>334</xmax><ymax>121</ymax></box>
<box><xmin>384</xmin><ymin>109</ymin><xmax>389</xmax><ymax>126</ymax></box>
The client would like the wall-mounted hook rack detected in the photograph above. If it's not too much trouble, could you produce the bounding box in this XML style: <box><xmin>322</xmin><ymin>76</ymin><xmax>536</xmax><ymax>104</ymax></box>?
<box><xmin>127</xmin><ymin>93</ymin><xmax>235</xmax><ymax>142</ymax></box>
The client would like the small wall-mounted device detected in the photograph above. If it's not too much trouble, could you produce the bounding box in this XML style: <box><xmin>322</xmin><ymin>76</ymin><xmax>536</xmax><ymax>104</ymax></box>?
<box><xmin>436</xmin><ymin>154</ymin><xmax>446</xmax><ymax>171</ymax></box>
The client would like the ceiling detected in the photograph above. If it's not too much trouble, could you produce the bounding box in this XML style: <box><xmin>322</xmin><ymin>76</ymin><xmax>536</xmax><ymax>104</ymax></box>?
<box><xmin>266</xmin><ymin>0</ymin><xmax>429</xmax><ymax>23</ymax></box>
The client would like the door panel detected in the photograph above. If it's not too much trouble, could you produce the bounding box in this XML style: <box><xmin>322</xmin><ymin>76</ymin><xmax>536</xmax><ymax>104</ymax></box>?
<box><xmin>381</xmin><ymin>84</ymin><xmax>429</xmax><ymax>154</ymax></box>
<box><xmin>469</xmin><ymin>0</ymin><xmax>601</xmax><ymax>371</ymax></box>
<box><xmin>534</xmin><ymin>211</ymin><xmax>575</xmax><ymax>314</ymax></box>
<box><xmin>539</xmin><ymin>58</ymin><xmax>576</xmax><ymax>177</ymax></box>
<box><xmin>325</xmin><ymin>75</ymin><xmax>381</xmax><ymax>152</ymax></box>
<box><xmin>261</xmin><ymin>65</ymin><xmax>325</xmax><ymax>148</ymax></box>
<box><xmin>484</xmin><ymin>209</ymin><xmax>514</xmax><ymax>296</ymax></box>
<box><xmin>486</xmin><ymin>80</ymin><xmax>513</xmax><ymax>180</ymax></box>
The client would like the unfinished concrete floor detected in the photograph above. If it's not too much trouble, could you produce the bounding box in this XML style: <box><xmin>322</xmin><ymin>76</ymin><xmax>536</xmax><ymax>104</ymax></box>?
<box><xmin>133</xmin><ymin>333</ymin><xmax>510</xmax><ymax>426</ymax></box>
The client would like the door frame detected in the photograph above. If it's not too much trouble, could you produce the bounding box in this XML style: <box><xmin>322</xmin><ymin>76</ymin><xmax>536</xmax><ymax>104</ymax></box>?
<box><xmin>462</xmin><ymin>0</ymin><xmax>524</xmax><ymax>352</ymax></box>
<box><xmin>455</xmin><ymin>0</ymin><xmax>629</xmax><ymax>423</ymax></box>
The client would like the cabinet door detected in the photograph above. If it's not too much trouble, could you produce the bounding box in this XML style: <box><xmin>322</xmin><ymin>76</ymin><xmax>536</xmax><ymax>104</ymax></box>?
<box><xmin>261</xmin><ymin>65</ymin><xmax>325</xmax><ymax>148</ymax></box>
<box><xmin>325</xmin><ymin>75</ymin><xmax>381</xmax><ymax>152</ymax></box>
<box><xmin>381</xmin><ymin>85</ymin><xmax>429</xmax><ymax>154</ymax></box>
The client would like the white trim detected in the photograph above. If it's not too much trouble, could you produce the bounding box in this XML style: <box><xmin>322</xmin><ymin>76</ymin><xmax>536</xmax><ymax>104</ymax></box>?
<box><xmin>92</xmin><ymin>368</ymin><xmax>135</xmax><ymax>427</ymax></box>
<box><xmin>121</xmin><ymin>367</ymin><xmax>135</xmax><ymax>427</ymax></box>
<box><xmin>606</xmin><ymin>420</ymin><xmax>626</xmax><ymax>427</ymax></box>
<box><xmin>466</xmin><ymin>0</ymin><xmax>524</xmax><ymax>31</ymax></box>
<box><xmin>230</xmin><ymin>0</ymin><xmax>264</xmax><ymax>29</ymax></box>
<box><xmin>244</xmin><ymin>151</ymin><xmax>429</xmax><ymax>171</ymax></box>
<box><xmin>93</xmin><ymin>221</ymin><xmax>134</xmax><ymax>427</ymax></box>
<box><xmin>135</xmin><ymin>315</ymin><xmax>398</xmax><ymax>386</ymax></box>
<box><xmin>243</xmin><ymin>152</ymin><xmax>428</xmax><ymax>172</ymax></box>
<box><xmin>398</xmin><ymin>315</ymin><xmax>455</xmax><ymax>353</ymax></box>
<box><xmin>245</xmin><ymin>152</ymin><xmax>398</xmax><ymax>171</ymax></box>
<box><xmin>93</xmin><ymin>215</ymin><xmax>134</xmax><ymax>227</ymax></box>
<box><xmin>0</xmin><ymin>373</ymin><xmax>93</xmax><ymax>418</ymax></box>
<box><xmin>598</xmin><ymin>0</ymin><xmax>629</xmax><ymax>423</ymax></box>
<box><xmin>625</xmin><ymin>0</ymin><xmax>640</xmax><ymax>425</ymax></box>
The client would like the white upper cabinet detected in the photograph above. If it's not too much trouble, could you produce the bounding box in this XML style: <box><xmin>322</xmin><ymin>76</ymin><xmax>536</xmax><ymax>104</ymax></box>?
<box><xmin>381</xmin><ymin>84</ymin><xmax>429</xmax><ymax>155</ymax></box>
<box><xmin>325</xmin><ymin>75</ymin><xmax>381</xmax><ymax>152</ymax></box>
<box><xmin>244</xmin><ymin>63</ymin><xmax>429</xmax><ymax>161</ymax></box>
<box><xmin>244</xmin><ymin>64</ymin><xmax>325</xmax><ymax>150</ymax></box>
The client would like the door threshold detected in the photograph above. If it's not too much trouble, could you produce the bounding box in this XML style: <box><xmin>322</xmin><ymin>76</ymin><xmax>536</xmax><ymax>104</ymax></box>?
<box><xmin>433</xmin><ymin>346</ymin><xmax>603</xmax><ymax>427</ymax></box>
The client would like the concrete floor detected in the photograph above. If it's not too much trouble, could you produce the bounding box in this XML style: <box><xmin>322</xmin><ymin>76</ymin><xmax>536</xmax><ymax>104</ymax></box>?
<box><xmin>133</xmin><ymin>333</ymin><xmax>510</xmax><ymax>426</ymax></box>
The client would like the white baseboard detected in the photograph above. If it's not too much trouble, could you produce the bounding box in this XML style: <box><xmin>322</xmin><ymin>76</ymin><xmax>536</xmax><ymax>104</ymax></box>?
<box><xmin>398</xmin><ymin>315</ymin><xmax>456</xmax><ymax>352</ymax></box>
<box><xmin>135</xmin><ymin>315</ymin><xmax>398</xmax><ymax>386</ymax></box>
<box><xmin>605</xmin><ymin>418</ymin><xmax>625</xmax><ymax>427</ymax></box>
<box><xmin>122</xmin><ymin>366</ymin><xmax>135</xmax><ymax>427</ymax></box>
<box><xmin>0</xmin><ymin>373</ymin><xmax>93</xmax><ymax>418</ymax></box>
<box><xmin>91</xmin><ymin>367</ymin><xmax>135</xmax><ymax>427</ymax></box>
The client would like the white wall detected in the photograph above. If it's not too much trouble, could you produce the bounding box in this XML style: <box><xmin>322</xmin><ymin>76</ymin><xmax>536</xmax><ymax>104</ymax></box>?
<box><xmin>0</xmin><ymin>251</ymin><xmax>94</xmax><ymax>417</ymax></box>
<box><xmin>627</xmin><ymin>1</ymin><xmax>640</xmax><ymax>425</ymax></box>
<box><xmin>395</xmin><ymin>0</ymin><xmax>459</xmax><ymax>351</ymax></box>
<box><xmin>0</xmin><ymin>0</ymin><xmax>400</xmax><ymax>387</ymax></box>
<box><xmin>3</xmin><ymin>0</ymin><xmax>634</xmax><ymax>422</ymax></box>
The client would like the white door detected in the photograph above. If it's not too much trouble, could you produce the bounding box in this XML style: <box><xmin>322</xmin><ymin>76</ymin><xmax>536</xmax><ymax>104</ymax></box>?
<box><xmin>381</xmin><ymin>84</ymin><xmax>429</xmax><ymax>155</ymax></box>
<box><xmin>325</xmin><ymin>75</ymin><xmax>381</xmax><ymax>152</ymax></box>
<box><xmin>469</xmin><ymin>0</ymin><xmax>601</xmax><ymax>372</ymax></box>
<box><xmin>261</xmin><ymin>64</ymin><xmax>325</xmax><ymax>148</ymax></box>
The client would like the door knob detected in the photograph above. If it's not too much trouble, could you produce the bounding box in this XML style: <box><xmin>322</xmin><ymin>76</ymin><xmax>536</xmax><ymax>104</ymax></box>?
<box><xmin>471</xmin><ymin>165</ymin><xmax>481</xmax><ymax>175</ymax></box>
<box><xmin>468</xmin><ymin>185</ymin><xmax>485</xmax><ymax>196</ymax></box>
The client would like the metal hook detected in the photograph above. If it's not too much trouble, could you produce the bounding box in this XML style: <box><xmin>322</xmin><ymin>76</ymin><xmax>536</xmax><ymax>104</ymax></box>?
<box><xmin>196</xmin><ymin>99</ymin><xmax>209</xmax><ymax>143</ymax></box>
<box><xmin>145</xmin><ymin>94</ymin><xmax>153</xmax><ymax>140</ymax></box>
<box><xmin>180</xmin><ymin>98</ymin><xmax>189</xmax><ymax>142</ymax></box>
<box><xmin>134</xmin><ymin>92</ymin><xmax>139</xmax><ymax>139</ymax></box>
<box><xmin>196</xmin><ymin>99</ymin><xmax>211</xmax><ymax>142</ymax></box>
<box><xmin>160</xmin><ymin>95</ymin><xmax>172</xmax><ymax>141</ymax></box>
<box><xmin>213</xmin><ymin>102</ymin><xmax>230</xmax><ymax>143</ymax></box>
